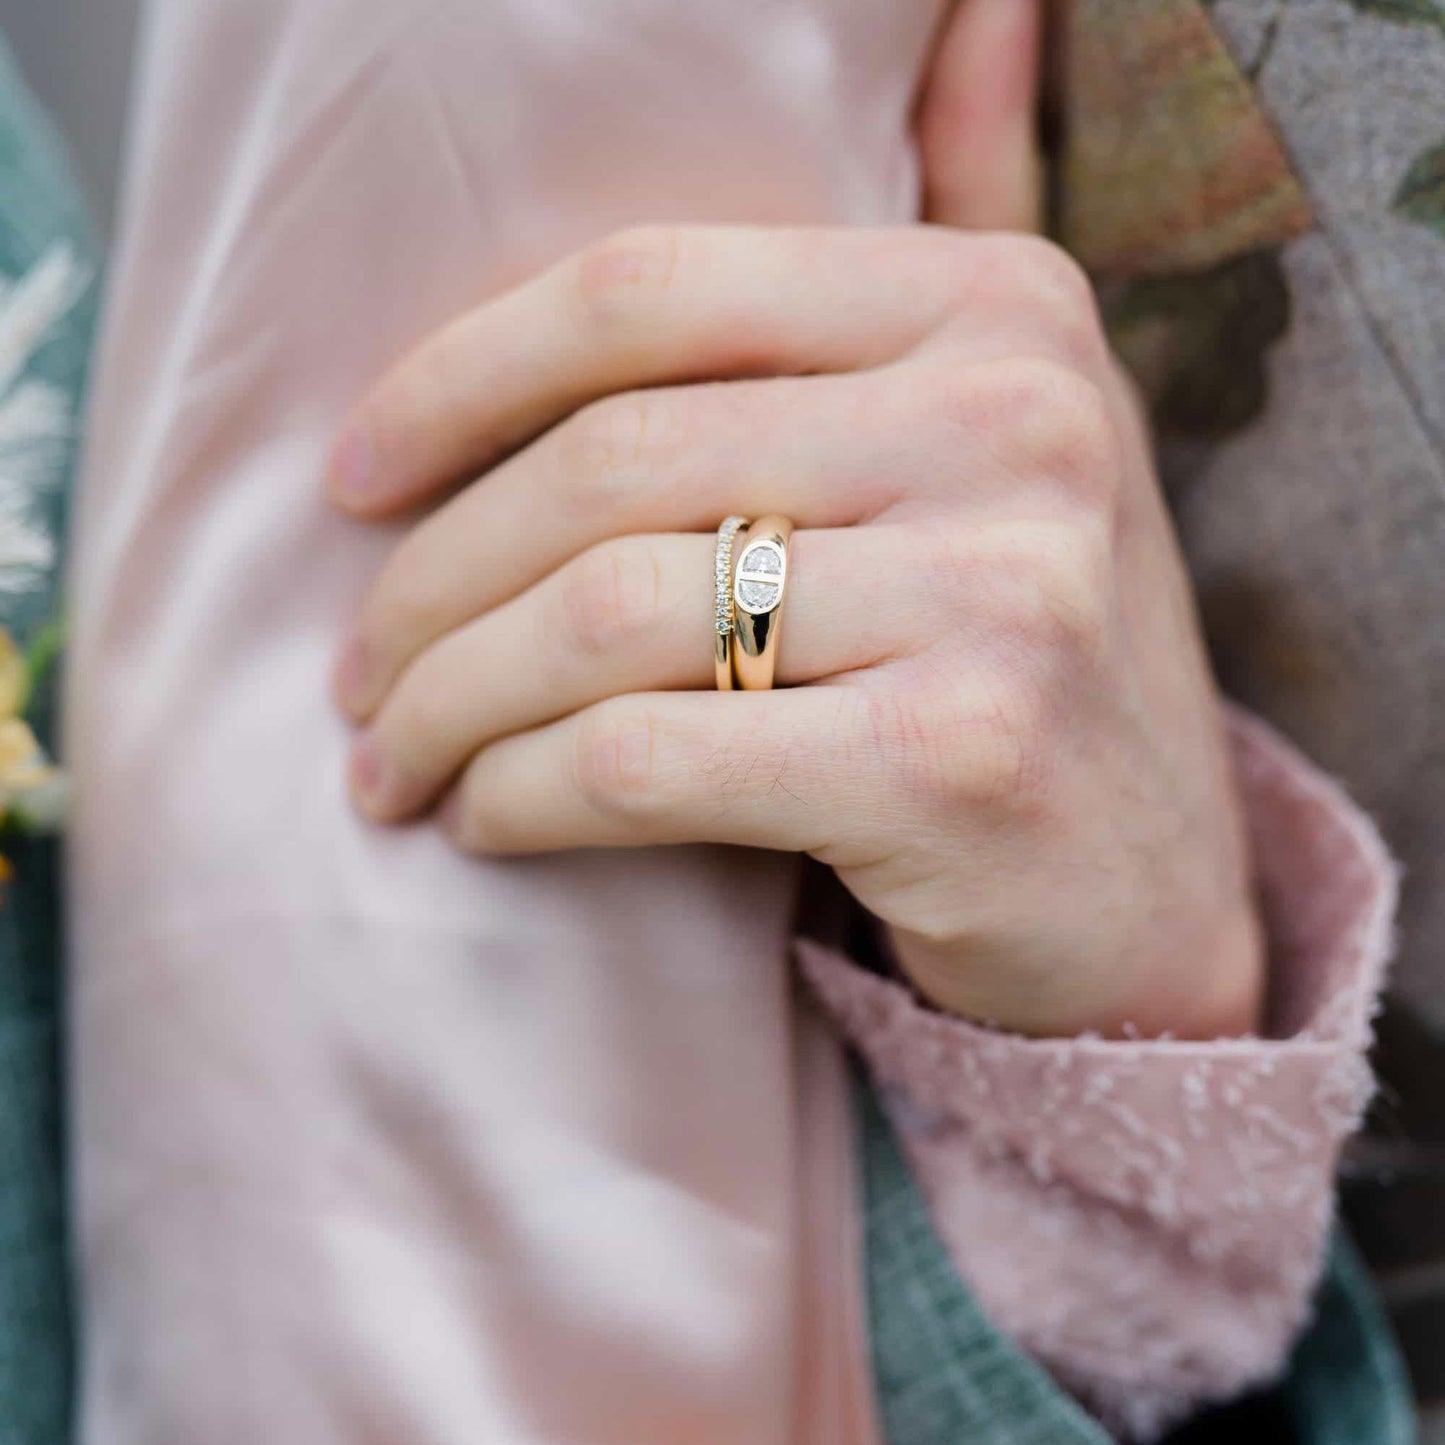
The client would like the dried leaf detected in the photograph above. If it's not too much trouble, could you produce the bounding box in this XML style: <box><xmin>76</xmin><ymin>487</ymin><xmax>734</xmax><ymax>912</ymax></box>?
<box><xmin>1058</xmin><ymin>0</ymin><xmax>1312</xmax><ymax>277</ymax></box>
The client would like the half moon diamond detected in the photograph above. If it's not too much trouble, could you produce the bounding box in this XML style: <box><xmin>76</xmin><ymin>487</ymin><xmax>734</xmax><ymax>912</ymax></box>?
<box><xmin>734</xmin><ymin>539</ymin><xmax>786</xmax><ymax>615</ymax></box>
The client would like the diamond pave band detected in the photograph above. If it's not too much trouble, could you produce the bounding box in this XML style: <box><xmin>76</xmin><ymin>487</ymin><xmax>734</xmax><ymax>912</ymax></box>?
<box><xmin>715</xmin><ymin>516</ymin><xmax>747</xmax><ymax>635</ymax></box>
<box><xmin>713</xmin><ymin>515</ymin><xmax>748</xmax><ymax>690</ymax></box>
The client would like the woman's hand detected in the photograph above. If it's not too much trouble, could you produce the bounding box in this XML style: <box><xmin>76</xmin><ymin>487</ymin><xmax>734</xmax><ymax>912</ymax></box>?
<box><xmin>324</xmin><ymin>221</ymin><xmax>1263</xmax><ymax>1042</ymax></box>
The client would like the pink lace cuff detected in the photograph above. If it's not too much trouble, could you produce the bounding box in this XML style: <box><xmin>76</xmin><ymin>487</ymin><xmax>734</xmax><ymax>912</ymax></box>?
<box><xmin>800</xmin><ymin>707</ymin><xmax>1397</xmax><ymax>1440</ymax></box>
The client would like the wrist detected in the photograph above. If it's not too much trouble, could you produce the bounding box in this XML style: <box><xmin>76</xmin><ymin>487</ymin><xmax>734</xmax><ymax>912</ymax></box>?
<box><xmin>888</xmin><ymin>896</ymin><xmax>1266</xmax><ymax>1041</ymax></box>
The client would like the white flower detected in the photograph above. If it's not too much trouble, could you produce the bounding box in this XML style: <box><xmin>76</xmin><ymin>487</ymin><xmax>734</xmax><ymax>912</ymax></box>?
<box><xmin>0</xmin><ymin>241</ymin><xmax>90</xmax><ymax>599</ymax></box>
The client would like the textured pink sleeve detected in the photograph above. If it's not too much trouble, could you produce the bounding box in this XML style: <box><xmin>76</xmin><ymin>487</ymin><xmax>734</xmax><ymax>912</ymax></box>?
<box><xmin>799</xmin><ymin>707</ymin><xmax>1398</xmax><ymax>1442</ymax></box>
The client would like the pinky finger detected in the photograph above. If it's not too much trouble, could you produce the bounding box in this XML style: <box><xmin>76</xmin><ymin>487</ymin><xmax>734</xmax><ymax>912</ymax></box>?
<box><xmin>439</xmin><ymin>687</ymin><xmax>868</xmax><ymax>857</ymax></box>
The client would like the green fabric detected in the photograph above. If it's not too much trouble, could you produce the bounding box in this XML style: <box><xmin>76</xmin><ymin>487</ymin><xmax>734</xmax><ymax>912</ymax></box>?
<box><xmin>0</xmin><ymin>33</ymin><xmax>98</xmax><ymax>1445</ymax></box>
<box><xmin>1277</xmin><ymin>1234</ymin><xmax>1418</xmax><ymax>1445</ymax></box>
<box><xmin>858</xmin><ymin>1069</ymin><xmax>1418</xmax><ymax>1445</ymax></box>
<box><xmin>858</xmin><ymin>1074</ymin><xmax>1115</xmax><ymax>1445</ymax></box>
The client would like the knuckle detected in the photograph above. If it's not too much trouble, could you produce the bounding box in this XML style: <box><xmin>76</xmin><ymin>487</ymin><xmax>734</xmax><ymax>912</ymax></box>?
<box><xmin>574</xmin><ymin>224</ymin><xmax>683</xmax><ymax>328</ymax></box>
<box><xmin>1012</xmin><ymin>235</ymin><xmax>1097</xmax><ymax>319</ymax></box>
<box><xmin>1026</xmin><ymin>520</ymin><xmax>1114</xmax><ymax>659</ymax></box>
<box><xmin>987</xmin><ymin>358</ymin><xmax>1121</xmax><ymax>510</ymax></box>
<box><xmin>978</xmin><ymin>524</ymin><xmax>1113</xmax><ymax>686</ymax></box>
<box><xmin>573</xmin><ymin>703</ymin><xmax>658</xmax><ymax>815</ymax></box>
<box><xmin>372</xmin><ymin>534</ymin><xmax>454</xmax><ymax>643</ymax></box>
<box><xmin>557</xmin><ymin>392</ymin><xmax>667</xmax><ymax>520</ymax></box>
<box><xmin>959</xmin><ymin>671</ymin><xmax>1058</xmax><ymax>815</ymax></box>
<box><xmin>877</xmin><ymin>668</ymin><xmax>1056</xmax><ymax>818</ymax></box>
<box><xmin>979</xmin><ymin>516</ymin><xmax>1114</xmax><ymax>665</ymax></box>
<box><xmin>906</xmin><ymin>510</ymin><xmax>1115</xmax><ymax>665</ymax></box>
<box><xmin>1039</xmin><ymin>374</ymin><xmax>1120</xmax><ymax>509</ymax></box>
<box><xmin>962</xmin><ymin>234</ymin><xmax>1105</xmax><ymax>367</ymax></box>
<box><xmin>559</xmin><ymin>538</ymin><xmax>663</xmax><ymax>658</ymax></box>
<box><xmin>387</xmin><ymin>322</ymin><xmax>474</xmax><ymax>441</ymax></box>
<box><xmin>862</xmin><ymin>616</ymin><xmax>1089</xmax><ymax>822</ymax></box>
<box><xmin>907</xmin><ymin>502</ymin><xmax>1109</xmax><ymax>656</ymax></box>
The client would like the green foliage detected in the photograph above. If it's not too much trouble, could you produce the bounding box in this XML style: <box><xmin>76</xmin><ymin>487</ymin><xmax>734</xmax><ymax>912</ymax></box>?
<box><xmin>1340</xmin><ymin>0</ymin><xmax>1445</xmax><ymax>28</ymax></box>
<box><xmin>1393</xmin><ymin>139</ymin><xmax>1445</xmax><ymax>238</ymax></box>
<box><xmin>9</xmin><ymin>615</ymin><xmax>65</xmax><ymax>720</ymax></box>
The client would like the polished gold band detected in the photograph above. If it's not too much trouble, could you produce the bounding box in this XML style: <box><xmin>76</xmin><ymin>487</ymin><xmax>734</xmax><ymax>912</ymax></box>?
<box><xmin>713</xmin><ymin>515</ymin><xmax>748</xmax><ymax>691</ymax></box>
<box><xmin>732</xmin><ymin>514</ymin><xmax>793</xmax><ymax>691</ymax></box>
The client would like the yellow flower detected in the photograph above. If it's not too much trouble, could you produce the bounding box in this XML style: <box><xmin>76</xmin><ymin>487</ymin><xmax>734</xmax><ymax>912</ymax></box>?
<box><xmin>0</xmin><ymin>716</ymin><xmax>55</xmax><ymax>793</ymax></box>
<box><xmin>0</xmin><ymin>625</ymin><xmax>66</xmax><ymax>889</ymax></box>
<box><xmin>0</xmin><ymin>626</ymin><xmax>25</xmax><ymax>720</ymax></box>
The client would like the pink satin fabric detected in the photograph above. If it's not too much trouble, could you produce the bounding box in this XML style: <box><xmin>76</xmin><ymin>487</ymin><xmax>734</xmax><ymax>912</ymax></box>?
<box><xmin>65</xmin><ymin>2</ymin><xmax>946</xmax><ymax>1441</ymax></box>
<box><xmin>65</xmin><ymin>3</ymin><xmax>1403</xmax><ymax>1441</ymax></box>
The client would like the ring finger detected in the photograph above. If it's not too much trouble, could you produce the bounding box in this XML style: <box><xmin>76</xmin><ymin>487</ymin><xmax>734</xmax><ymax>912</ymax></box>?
<box><xmin>336</xmin><ymin>368</ymin><xmax>913</xmax><ymax>721</ymax></box>
<box><xmin>349</xmin><ymin>524</ymin><xmax>922</xmax><ymax>821</ymax></box>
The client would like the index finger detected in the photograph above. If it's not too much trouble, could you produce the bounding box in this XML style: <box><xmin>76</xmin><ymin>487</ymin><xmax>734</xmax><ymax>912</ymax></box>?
<box><xmin>323</xmin><ymin>223</ymin><xmax>1073</xmax><ymax>517</ymax></box>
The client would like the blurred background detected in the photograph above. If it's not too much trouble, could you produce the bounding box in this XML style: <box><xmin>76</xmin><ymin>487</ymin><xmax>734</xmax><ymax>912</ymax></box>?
<box><xmin>1</xmin><ymin>0</ymin><xmax>140</xmax><ymax>236</ymax></box>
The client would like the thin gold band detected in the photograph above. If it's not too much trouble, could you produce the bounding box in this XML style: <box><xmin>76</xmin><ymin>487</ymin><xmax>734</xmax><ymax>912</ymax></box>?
<box><xmin>732</xmin><ymin>514</ymin><xmax>793</xmax><ymax>691</ymax></box>
<box><xmin>713</xmin><ymin>515</ymin><xmax>748</xmax><ymax>691</ymax></box>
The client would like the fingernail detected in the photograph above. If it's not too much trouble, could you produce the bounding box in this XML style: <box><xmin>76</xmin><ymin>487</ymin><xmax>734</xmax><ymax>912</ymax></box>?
<box><xmin>328</xmin><ymin>427</ymin><xmax>375</xmax><ymax>503</ymax></box>
<box><xmin>333</xmin><ymin>635</ymin><xmax>371</xmax><ymax>715</ymax></box>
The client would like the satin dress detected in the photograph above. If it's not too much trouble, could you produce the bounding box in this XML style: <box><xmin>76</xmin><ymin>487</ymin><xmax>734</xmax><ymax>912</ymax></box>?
<box><xmin>67</xmin><ymin>1</ymin><xmax>1402</xmax><ymax>1440</ymax></box>
<box><xmin>66</xmin><ymin>2</ymin><xmax>946</xmax><ymax>1441</ymax></box>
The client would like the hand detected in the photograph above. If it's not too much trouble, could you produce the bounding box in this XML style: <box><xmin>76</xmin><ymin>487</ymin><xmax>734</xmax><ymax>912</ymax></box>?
<box><xmin>324</xmin><ymin>218</ymin><xmax>1263</xmax><ymax>1041</ymax></box>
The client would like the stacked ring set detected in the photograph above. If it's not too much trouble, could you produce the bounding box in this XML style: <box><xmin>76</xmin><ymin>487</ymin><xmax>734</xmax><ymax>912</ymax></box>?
<box><xmin>713</xmin><ymin>514</ymin><xmax>793</xmax><ymax>691</ymax></box>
